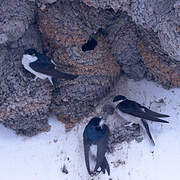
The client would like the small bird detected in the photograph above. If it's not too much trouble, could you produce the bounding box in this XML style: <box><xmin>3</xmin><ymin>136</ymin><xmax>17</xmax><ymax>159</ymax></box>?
<box><xmin>113</xmin><ymin>95</ymin><xmax>170</xmax><ymax>145</ymax></box>
<box><xmin>22</xmin><ymin>49</ymin><xmax>78</xmax><ymax>86</ymax></box>
<box><xmin>83</xmin><ymin>117</ymin><xmax>110</xmax><ymax>176</ymax></box>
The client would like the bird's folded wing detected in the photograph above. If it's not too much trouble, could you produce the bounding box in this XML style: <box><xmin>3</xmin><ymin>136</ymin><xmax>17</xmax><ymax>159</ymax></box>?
<box><xmin>120</xmin><ymin>103</ymin><xmax>169</xmax><ymax>123</ymax></box>
<box><xmin>130</xmin><ymin>111</ymin><xmax>169</xmax><ymax>123</ymax></box>
<box><xmin>83</xmin><ymin>138</ymin><xmax>91</xmax><ymax>175</ymax></box>
<box><xmin>30</xmin><ymin>61</ymin><xmax>78</xmax><ymax>79</ymax></box>
<box><xmin>30</xmin><ymin>60</ymin><xmax>55</xmax><ymax>76</ymax></box>
<box><xmin>141</xmin><ymin>106</ymin><xmax>169</xmax><ymax>118</ymax></box>
<box><xmin>94</xmin><ymin>126</ymin><xmax>110</xmax><ymax>173</ymax></box>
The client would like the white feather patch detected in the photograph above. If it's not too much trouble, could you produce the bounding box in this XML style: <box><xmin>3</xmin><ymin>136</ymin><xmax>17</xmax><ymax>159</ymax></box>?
<box><xmin>89</xmin><ymin>144</ymin><xmax>97</xmax><ymax>170</ymax></box>
<box><xmin>99</xmin><ymin>120</ymin><xmax>104</xmax><ymax>128</ymax></box>
<box><xmin>22</xmin><ymin>54</ymin><xmax>51</xmax><ymax>80</ymax></box>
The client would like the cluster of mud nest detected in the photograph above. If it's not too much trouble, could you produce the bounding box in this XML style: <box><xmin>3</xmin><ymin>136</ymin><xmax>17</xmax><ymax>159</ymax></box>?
<box><xmin>0</xmin><ymin>0</ymin><xmax>179</xmax><ymax>137</ymax></box>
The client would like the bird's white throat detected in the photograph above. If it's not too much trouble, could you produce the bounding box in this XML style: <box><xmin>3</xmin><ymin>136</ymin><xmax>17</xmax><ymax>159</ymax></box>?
<box><xmin>22</xmin><ymin>54</ymin><xmax>37</xmax><ymax>65</ymax></box>
<box><xmin>113</xmin><ymin>99</ymin><xmax>126</xmax><ymax>106</ymax></box>
<box><xmin>99</xmin><ymin>120</ymin><xmax>104</xmax><ymax>128</ymax></box>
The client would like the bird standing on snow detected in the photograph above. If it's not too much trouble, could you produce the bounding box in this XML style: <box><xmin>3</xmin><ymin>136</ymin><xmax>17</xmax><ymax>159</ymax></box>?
<box><xmin>22</xmin><ymin>49</ymin><xmax>78</xmax><ymax>86</ymax></box>
<box><xmin>83</xmin><ymin>117</ymin><xmax>110</xmax><ymax>176</ymax></box>
<box><xmin>113</xmin><ymin>95</ymin><xmax>170</xmax><ymax>145</ymax></box>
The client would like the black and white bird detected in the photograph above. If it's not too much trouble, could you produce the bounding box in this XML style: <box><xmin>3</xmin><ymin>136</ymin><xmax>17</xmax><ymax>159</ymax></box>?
<box><xmin>113</xmin><ymin>95</ymin><xmax>170</xmax><ymax>145</ymax></box>
<box><xmin>22</xmin><ymin>49</ymin><xmax>78</xmax><ymax>86</ymax></box>
<box><xmin>83</xmin><ymin>117</ymin><xmax>110</xmax><ymax>176</ymax></box>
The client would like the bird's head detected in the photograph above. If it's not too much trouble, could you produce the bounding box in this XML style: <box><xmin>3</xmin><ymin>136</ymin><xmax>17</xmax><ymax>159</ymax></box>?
<box><xmin>22</xmin><ymin>49</ymin><xmax>38</xmax><ymax>64</ymax></box>
<box><xmin>89</xmin><ymin>116</ymin><xmax>104</xmax><ymax>129</ymax></box>
<box><xmin>24</xmin><ymin>49</ymin><xmax>38</xmax><ymax>57</ymax></box>
<box><xmin>113</xmin><ymin>95</ymin><xmax>127</xmax><ymax>105</ymax></box>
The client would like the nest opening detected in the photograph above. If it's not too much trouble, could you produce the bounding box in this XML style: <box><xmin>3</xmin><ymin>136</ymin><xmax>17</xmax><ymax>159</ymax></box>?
<box><xmin>81</xmin><ymin>37</ymin><xmax>97</xmax><ymax>52</ymax></box>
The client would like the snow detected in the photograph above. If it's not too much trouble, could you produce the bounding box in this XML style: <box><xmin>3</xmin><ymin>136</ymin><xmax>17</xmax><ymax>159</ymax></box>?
<box><xmin>0</xmin><ymin>77</ymin><xmax>180</xmax><ymax>180</ymax></box>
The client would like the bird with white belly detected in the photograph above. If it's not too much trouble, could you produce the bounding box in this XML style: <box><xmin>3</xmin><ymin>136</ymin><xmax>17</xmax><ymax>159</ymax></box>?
<box><xmin>22</xmin><ymin>49</ymin><xmax>78</xmax><ymax>86</ymax></box>
<box><xmin>112</xmin><ymin>95</ymin><xmax>170</xmax><ymax>145</ymax></box>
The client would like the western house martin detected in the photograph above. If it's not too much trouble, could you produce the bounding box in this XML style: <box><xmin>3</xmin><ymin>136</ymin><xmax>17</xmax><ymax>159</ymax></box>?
<box><xmin>83</xmin><ymin>117</ymin><xmax>110</xmax><ymax>176</ymax></box>
<box><xmin>113</xmin><ymin>95</ymin><xmax>170</xmax><ymax>145</ymax></box>
<box><xmin>22</xmin><ymin>49</ymin><xmax>78</xmax><ymax>86</ymax></box>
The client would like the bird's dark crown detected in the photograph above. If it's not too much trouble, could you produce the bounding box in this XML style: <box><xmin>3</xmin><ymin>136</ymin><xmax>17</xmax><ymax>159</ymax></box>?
<box><xmin>113</xmin><ymin>95</ymin><xmax>127</xmax><ymax>102</ymax></box>
<box><xmin>88</xmin><ymin>117</ymin><xmax>102</xmax><ymax>127</ymax></box>
<box><xmin>24</xmin><ymin>48</ymin><xmax>38</xmax><ymax>56</ymax></box>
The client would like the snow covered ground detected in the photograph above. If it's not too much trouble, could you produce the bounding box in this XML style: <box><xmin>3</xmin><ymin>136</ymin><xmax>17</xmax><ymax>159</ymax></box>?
<box><xmin>0</xmin><ymin>77</ymin><xmax>180</xmax><ymax>180</ymax></box>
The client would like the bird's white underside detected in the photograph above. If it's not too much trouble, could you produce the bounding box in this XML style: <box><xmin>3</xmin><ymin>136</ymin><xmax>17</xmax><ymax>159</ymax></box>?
<box><xmin>90</xmin><ymin>144</ymin><xmax>97</xmax><ymax>170</ymax></box>
<box><xmin>22</xmin><ymin>54</ymin><xmax>53</xmax><ymax>85</ymax></box>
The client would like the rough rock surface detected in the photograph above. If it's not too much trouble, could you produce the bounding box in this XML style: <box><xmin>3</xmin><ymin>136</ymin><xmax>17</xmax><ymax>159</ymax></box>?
<box><xmin>137</xmin><ymin>28</ymin><xmax>180</xmax><ymax>88</ymax></box>
<box><xmin>68</xmin><ymin>0</ymin><xmax>180</xmax><ymax>63</ymax></box>
<box><xmin>131</xmin><ymin>0</ymin><xmax>180</xmax><ymax>62</ymax></box>
<box><xmin>106</xmin><ymin>11</ymin><xmax>146</xmax><ymax>80</ymax></box>
<box><xmin>38</xmin><ymin>0</ymin><xmax>120</xmax><ymax>127</ymax></box>
<box><xmin>0</xmin><ymin>0</ymin><xmax>180</xmax><ymax>136</ymax></box>
<box><xmin>109</xmin><ymin>124</ymin><xmax>143</xmax><ymax>152</ymax></box>
<box><xmin>0</xmin><ymin>0</ymin><xmax>35</xmax><ymax>45</ymax></box>
<box><xmin>0</xmin><ymin>0</ymin><xmax>52</xmax><ymax>136</ymax></box>
<box><xmin>37</xmin><ymin>0</ymin><xmax>131</xmax><ymax>12</ymax></box>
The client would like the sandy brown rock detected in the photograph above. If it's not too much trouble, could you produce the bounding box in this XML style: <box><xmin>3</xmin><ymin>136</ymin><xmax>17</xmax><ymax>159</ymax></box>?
<box><xmin>137</xmin><ymin>28</ymin><xmax>180</xmax><ymax>88</ymax></box>
<box><xmin>0</xmin><ymin>0</ymin><xmax>35</xmax><ymax>45</ymax></box>
<box><xmin>74</xmin><ymin>0</ymin><xmax>180</xmax><ymax>62</ymax></box>
<box><xmin>131</xmin><ymin>0</ymin><xmax>180</xmax><ymax>62</ymax></box>
<box><xmin>38</xmin><ymin>0</ymin><xmax>120</xmax><ymax>128</ymax></box>
<box><xmin>0</xmin><ymin>25</ymin><xmax>52</xmax><ymax>136</ymax></box>
<box><xmin>106</xmin><ymin>11</ymin><xmax>146</xmax><ymax>80</ymax></box>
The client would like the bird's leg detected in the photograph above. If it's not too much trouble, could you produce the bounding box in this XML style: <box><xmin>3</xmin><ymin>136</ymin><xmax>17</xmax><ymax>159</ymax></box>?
<box><xmin>124</xmin><ymin>122</ymin><xmax>135</xmax><ymax>127</ymax></box>
<box><xmin>31</xmin><ymin>76</ymin><xmax>38</xmax><ymax>81</ymax></box>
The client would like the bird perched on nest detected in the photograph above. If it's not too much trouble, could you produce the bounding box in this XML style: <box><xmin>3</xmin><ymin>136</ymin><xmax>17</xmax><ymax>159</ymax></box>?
<box><xmin>83</xmin><ymin>117</ymin><xmax>110</xmax><ymax>176</ymax></box>
<box><xmin>113</xmin><ymin>95</ymin><xmax>170</xmax><ymax>145</ymax></box>
<box><xmin>22</xmin><ymin>49</ymin><xmax>78</xmax><ymax>86</ymax></box>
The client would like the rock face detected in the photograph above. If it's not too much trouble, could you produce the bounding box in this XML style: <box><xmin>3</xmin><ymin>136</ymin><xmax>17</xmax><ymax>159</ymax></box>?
<box><xmin>0</xmin><ymin>0</ymin><xmax>35</xmax><ymax>45</ymax></box>
<box><xmin>137</xmin><ymin>28</ymin><xmax>180</xmax><ymax>88</ymax></box>
<box><xmin>0</xmin><ymin>1</ymin><xmax>52</xmax><ymax>136</ymax></box>
<box><xmin>70</xmin><ymin>0</ymin><xmax>180</xmax><ymax>63</ymax></box>
<box><xmin>131</xmin><ymin>0</ymin><xmax>180</xmax><ymax>62</ymax></box>
<box><xmin>38</xmin><ymin>1</ymin><xmax>120</xmax><ymax>127</ymax></box>
<box><xmin>0</xmin><ymin>0</ymin><xmax>180</xmax><ymax>135</ymax></box>
<box><xmin>106</xmin><ymin>11</ymin><xmax>146</xmax><ymax>80</ymax></box>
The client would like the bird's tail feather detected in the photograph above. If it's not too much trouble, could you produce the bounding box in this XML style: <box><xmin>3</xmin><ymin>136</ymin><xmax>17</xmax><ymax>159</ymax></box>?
<box><xmin>141</xmin><ymin>119</ymin><xmax>155</xmax><ymax>146</ymax></box>
<box><xmin>99</xmin><ymin>157</ymin><xmax>110</xmax><ymax>176</ymax></box>
<box><xmin>144</xmin><ymin>108</ymin><xmax>170</xmax><ymax>118</ymax></box>
<box><xmin>146</xmin><ymin>117</ymin><xmax>169</xmax><ymax>123</ymax></box>
<box><xmin>53</xmin><ymin>70</ymin><xmax>78</xmax><ymax>80</ymax></box>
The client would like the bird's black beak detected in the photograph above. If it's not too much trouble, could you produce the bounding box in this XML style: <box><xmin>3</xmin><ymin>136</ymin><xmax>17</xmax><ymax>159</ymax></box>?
<box><xmin>113</xmin><ymin>98</ymin><xmax>117</xmax><ymax>102</ymax></box>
